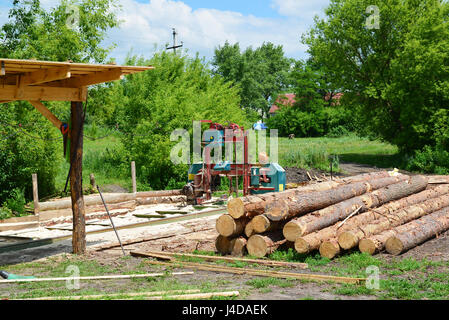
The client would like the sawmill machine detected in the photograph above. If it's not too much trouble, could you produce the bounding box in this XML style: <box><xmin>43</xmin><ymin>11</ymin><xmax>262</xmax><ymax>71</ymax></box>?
<box><xmin>183</xmin><ymin>120</ymin><xmax>286</xmax><ymax>204</ymax></box>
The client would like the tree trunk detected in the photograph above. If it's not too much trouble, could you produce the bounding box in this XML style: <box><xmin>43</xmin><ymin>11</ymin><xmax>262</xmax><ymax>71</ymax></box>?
<box><xmin>282</xmin><ymin>175</ymin><xmax>422</xmax><ymax>239</ymax></box>
<box><xmin>247</xmin><ymin>232</ymin><xmax>288</xmax><ymax>258</ymax></box>
<box><xmin>292</xmin><ymin>183</ymin><xmax>447</xmax><ymax>255</ymax></box>
<box><xmin>381</xmin><ymin>206</ymin><xmax>449</xmax><ymax>255</ymax></box>
<box><xmin>70</xmin><ymin>101</ymin><xmax>86</xmax><ymax>255</ymax></box>
<box><xmin>216</xmin><ymin>215</ymin><xmax>248</xmax><ymax>237</ymax></box>
<box><xmin>227</xmin><ymin>171</ymin><xmax>394</xmax><ymax>219</ymax></box>
<box><xmin>338</xmin><ymin>191</ymin><xmax>449</xmax><ymax>250</ymax></box>
<box><xmin>266</xmin><ymin>175</ymin><xmax>410</xmax><ymax>222</ymax></box>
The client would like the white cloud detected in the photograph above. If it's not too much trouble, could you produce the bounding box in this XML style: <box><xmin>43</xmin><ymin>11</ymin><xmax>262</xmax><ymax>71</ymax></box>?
<box><xmin>104</xmin><ymin>0</ymin><xmax>316</xmax><ymax>63</ymax></box>
<box><xmin>271</xmin><ymin>0</ymin><xmax>329</xmax><ymax>19</ymax></box>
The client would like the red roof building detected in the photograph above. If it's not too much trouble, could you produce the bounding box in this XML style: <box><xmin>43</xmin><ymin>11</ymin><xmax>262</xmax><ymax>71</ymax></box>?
<box><xmin>269</xmin><ymin>92</ymin><xmax>343</xmax><ymax>115</ymax></box>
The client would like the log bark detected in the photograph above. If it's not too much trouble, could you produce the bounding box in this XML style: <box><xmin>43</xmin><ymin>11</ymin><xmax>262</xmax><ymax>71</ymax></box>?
<box><xmin>292</xmin><ymin>184</ymin><xmax>448</xmax><ymax>255</ymax></box>
<box><xmin>136</xmin><ymin>195</ymin><xmax>186</xmax><ymax>206</ymax></box>
<box><xmin>339</xmin><ymin>191</ymin><xmax>449</xmax><ymax>250</ymax></box>
<box><xmin>283</xmin><ymin>175</ymin><xmax>423</xmax><ymax>240</ymax></box>
<box><xmin>247</xmin><ymin>232</ymin><xmax>287</xmax><ymax>258</ymax></box>
<box><xmin>216</xmin><ymin>215</ymin><xmax>248</xmax><ymax>237</ymax></box>
<box><xmin>360</xmin><ymin>206</ymin><xmax>449</xmax><ymax>255</ymax></box>
<box><xmin>227</xmin><ymin>171</ymin><xmax>394</xmax><ymax>219</ymax></box>
<box><xmin>267</xmin><ymin>175</ymin><xmax>410</xmax><ymax>222</ymax></box>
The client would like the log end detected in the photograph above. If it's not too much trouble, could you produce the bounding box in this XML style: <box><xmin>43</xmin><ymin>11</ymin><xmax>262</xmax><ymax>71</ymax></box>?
<box><xmin>215</xmin><ymin>235</ymin><xmax>232</xmax><ymax>255</ymax></box>
<box><xmin>247</xmin><ymin>235</ymin><xmax>268</xmax><ymax>258</ymax></box>
<box><xmin>294</xmin><ymin>238</ymin><xmax>310</xmax><ymax>254</ymax></box>
<box><xmin>252</xmin><ymin>215</ymin><xmax>270</xmax><ymax>233</ymax></box>
<box><xmin>338</xmin><ymin>232</ymin><xmax>359</xmax><ymax>250</ymax></box>
<box><xmin>283</xmin><ymin>220</ymin><xmax>303</xmax><ymax>242</ymax></box>
<box><xmin>216</xmin><ymin>214</ymin><xmax>237</xmax><ymax>237</ymax></box>
<box><xmin>227</xmin><ymin>198</ymin><xmax>245</xmax><ymax>219</ymax></box>
<box><xmin>230</xmin><ymin>237</ymin><xmax>247</xmax><ymax>256</ymax></box>
<box><xmin>359</xmin><ymin>239</ymin><xmax>376</xmax><ymax>255</ymax></box>
<box><xmin>319</xmin><ymin>241</ymin><xmax>340</xmax><ymax>259</ymax></box>
<box><xmin>245</xmin><ymin>221</ymin><xmax>255</xmax><ymax>238</ymax></box>
<box><xmin>264</xmin><ymin>199</ymin><xmax>288</xmax><ymax>222</ymax></box>
<box><xmin>385</xmin><ymin>237</ymin><xmax>404</xmax><ymax>256</ymax></box>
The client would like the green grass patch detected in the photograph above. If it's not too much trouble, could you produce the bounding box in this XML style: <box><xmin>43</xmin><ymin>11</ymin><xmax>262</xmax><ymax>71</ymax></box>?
<box><xmin>246</xmin><ymin>277</ymin><xmax>296</xmax><ymax>289</ymax></box>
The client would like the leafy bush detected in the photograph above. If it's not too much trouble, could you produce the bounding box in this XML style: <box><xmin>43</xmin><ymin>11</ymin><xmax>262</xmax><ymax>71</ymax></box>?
<box><xmin>5</xmin><ymin>188</ymin><xmax>26</xmax><ymax>215</ymax></box>
<box><xmin>95</xmin><ymin>52</ymin><xmax>249</xmax><ymax>190</ymax></box>
<box><xmin>0</xmin><ymin>207</ymin><xmax>13</xmax><ymax>220</ymax></box>
<box><xmin>406</xmin><ymin>146</ymin><xmax>449</xmax><ymax>174</ymax></box>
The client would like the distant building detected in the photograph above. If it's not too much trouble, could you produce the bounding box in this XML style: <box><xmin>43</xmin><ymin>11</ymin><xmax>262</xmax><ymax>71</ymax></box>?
<box><xmin>269</xmin><ymin>92</ymin><xmax>344</xmax><ymax>116</ymax></box>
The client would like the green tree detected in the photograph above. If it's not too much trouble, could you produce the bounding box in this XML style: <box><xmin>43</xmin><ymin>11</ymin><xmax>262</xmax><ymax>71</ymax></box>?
<box><xmin>0</xmin><ymin>0</ymin><xmax>120</xmax><ymax>206</ymax></box>
<box><xmin>99</xmin><ymin>52</ymin><xmax>249</xmax><ymax>190</ymax></box>
<box><xmin>303</xmin><ymin>0</ymin><xmax>449</xmax><ymax>152</ymax></box>
<box><xmin>212</xmin><ymin>41</ymin><xmax>293</xmax><ymax>119</ymax></box>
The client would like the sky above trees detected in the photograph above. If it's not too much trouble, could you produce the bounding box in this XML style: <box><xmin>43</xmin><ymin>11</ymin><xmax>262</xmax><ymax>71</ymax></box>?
<box><xmin>0</xmin><ymin>0</ymin><xmax>330</xmax><ymax>63</ymax></box>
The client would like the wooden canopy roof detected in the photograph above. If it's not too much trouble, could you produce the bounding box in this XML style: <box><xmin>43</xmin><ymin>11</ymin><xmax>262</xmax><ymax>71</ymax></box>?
<box><xmin>0</xmin><ymin>58</ymin><xmax>153</xmax><ymax>103</ymax></box>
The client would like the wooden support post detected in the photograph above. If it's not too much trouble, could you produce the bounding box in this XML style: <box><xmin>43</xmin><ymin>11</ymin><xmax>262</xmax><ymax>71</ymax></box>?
<box><xmin>70</xmin><ymin>101</ymin><xmax>86</xmax><ymax>254</ymax></box>
<box><xmin>131</xmin><ymin>161</ymin><xmax>137</xmax><ymax>194</ymax></box>
<box><xmin>32</xmin><ymin>173</ymin><xmax>39</xmax><ymax>215</ymax></box>
<box><xmin>89</xmin><ymin>173</ymin><xmax>96</xmax><ymax>192</ymax></box>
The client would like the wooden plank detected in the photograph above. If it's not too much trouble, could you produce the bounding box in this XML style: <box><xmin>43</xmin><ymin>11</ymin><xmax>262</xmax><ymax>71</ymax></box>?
<box><xmin>140</xmin><ymin>250</ymin><xmax>308</xmax><ymax>269</ymax></box>
<box><xmin>28</xmin><ymin>101</ymin><xmax>63</xmax><ymax>129</ymax></box>
<box><xmin>133</xmin><ymin>255</ymin><xmax>365</xmax><ymax>284</ymax></box>
<box><xmin>0</xmin><ymin>272</ymin><xmax>193</xmax><ymax>283</ymax></box>
<box><xmin>0</xmin><ymin>85</ymin><xmax>85</xmax><ymax>101</ymax></box>
<box><xmin>19</xmin><ymin>67</ymin><xmax>71</xmax><ymax>86</ymax></box>
<box><xmin>23</xmin><ymin>290</ymin><xmax>201</xmax><ymax>300</ymax></box>
<box><xmin>52</xmin><ymin>68</ymin><xmax>123</xmax><ymax>88</ymax></box>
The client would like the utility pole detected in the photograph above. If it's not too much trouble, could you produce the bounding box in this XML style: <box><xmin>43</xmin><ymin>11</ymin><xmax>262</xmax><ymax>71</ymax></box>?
<box><xmin>166</xmin><ymin>28</ymin><xmax>183</xmax><ymax>54</ymax></box>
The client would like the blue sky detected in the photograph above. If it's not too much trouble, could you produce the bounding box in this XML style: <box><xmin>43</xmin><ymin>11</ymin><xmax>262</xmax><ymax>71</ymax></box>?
<box><xmin>0</xmin><ymin>0</ymin><xmax>331</xmax><ymax>63</ymax></box>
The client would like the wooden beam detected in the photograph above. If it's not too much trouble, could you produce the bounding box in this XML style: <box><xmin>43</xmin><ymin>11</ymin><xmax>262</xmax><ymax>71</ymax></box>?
<box><xmin>56</xmin><ymin>68</ymin><xmax>123</xmax><ymax>88</ymax></box>
<box><xmin>70</xmin><ymin>101</ymin><xmax>86</xmax><ymax>254</ymax></box>
<box><xmin>0</xmin><ymin>85</ymin><xmax>86</xmax><ymax>101</ymax></box>
<box><xmin>28</xmin><ymin>101</ymin><xmax>63</xmax><ymax>130</ymax></box>
<box><xmin>20</xmin><ymin>67</ymin><xmax>71</xmax><ymax>86</ymax></box>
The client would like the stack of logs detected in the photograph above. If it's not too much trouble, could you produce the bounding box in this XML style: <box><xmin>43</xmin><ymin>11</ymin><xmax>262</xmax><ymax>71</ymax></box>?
<box><xmin>215</xmin><ymin>171</ymin><xmax>449</xmax><ymax>258</ymax></box>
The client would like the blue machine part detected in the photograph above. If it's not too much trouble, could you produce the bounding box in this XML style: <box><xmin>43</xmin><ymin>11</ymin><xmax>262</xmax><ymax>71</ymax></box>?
<box><xmin>203</xmin><ymin>129</ymin><xmax>224</xmax><ymax>147</ymax></box>
<box><xmin>250</xmin><ymin>163</ymin><xmax>286</xmax><ymax>195</ymax></box>
<box><xmin>188</xmin><ymin>163</ymin><xmax>203</xmax><ymax>182</ymax></box>
<box><xmin>213</xmin><ymin>161</ymin><xmax>231</xmax><ymax>172</ymax></box>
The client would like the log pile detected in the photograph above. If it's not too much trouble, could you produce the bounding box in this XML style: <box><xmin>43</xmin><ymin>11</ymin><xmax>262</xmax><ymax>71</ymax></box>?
<box><xmin>215</xmin><ymin>171</ymin><xmax>449</xmax><ymax>258</ymax></box>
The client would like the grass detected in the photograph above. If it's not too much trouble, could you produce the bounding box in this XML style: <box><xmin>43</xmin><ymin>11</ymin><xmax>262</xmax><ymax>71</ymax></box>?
<box><xmin>278</xmin><ymin>134</ymin><xmax>399</xmax><ymax>172</ymax></box>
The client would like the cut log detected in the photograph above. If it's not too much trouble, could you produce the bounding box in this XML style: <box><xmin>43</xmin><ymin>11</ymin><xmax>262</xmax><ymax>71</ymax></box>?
<box><xmin>284</xmin><ymin>175</ymin><xmax>424</xmax><ymax>240</ymax></box>
<box><xmin>136</xmin><ymin>195</ymin><xmax>186</xmax><ymax>206</ymax></box>
<box><xmin>338</xmin><ymin>191</ymin><xmax>449</xmax><ymax>250</ymax></box>
<box><xmin>292</xmin><ymin>185</ymin><xmax>449</xmax><ymax>255</ymax></box>
<box><xmin>244</xmin><ymin>220</ymin><xmax>256</xmax><ymax>238</ymax></box>
<box><xmin>251</xmin><ymin>215</ymin><xmax>284</xmax><ymax>234</ymax></box>
<box><xmin>319</xmin><ymin>239</ymin><xmax>341</xmax><ymax>259</ymax></box>
<box><xmin>227</xmin><ymin>171</ymin><xmax>395</xmax><ymax>219</ymax></box>
<box><xmin>215</xmin><ymin>235</ymin><xmax>232</xmax><ymax>254</ymax></box>
<box><xmin>247</xmin><ymin>232</ymin><xmax>287</xmax><ymax>258</ymax></box>
<box><xmin>229</xmin><ymin>237</ymin><xmax>247</xmax><ymax>256</ymax></box>
<box><xmin>216</xmin><ymin>215</ymin><xmax>247</xmax><ymax>237</ymax></box>
<box><xmin>267</xmin><ymin>175</ymin><xmax>409</xmax><ymax>222</ymax></box>
<box><xmin>360</xmin><ymin>206</ymin><xmax>449</xmax><ymax>255</ymax></box>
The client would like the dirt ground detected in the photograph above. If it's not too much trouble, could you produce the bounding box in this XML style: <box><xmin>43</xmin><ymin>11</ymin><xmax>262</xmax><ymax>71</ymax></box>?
<box><xmin>1</xmin><ymin>164</ymin><xmax>448</xmax><ymax>300</ymax></box>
